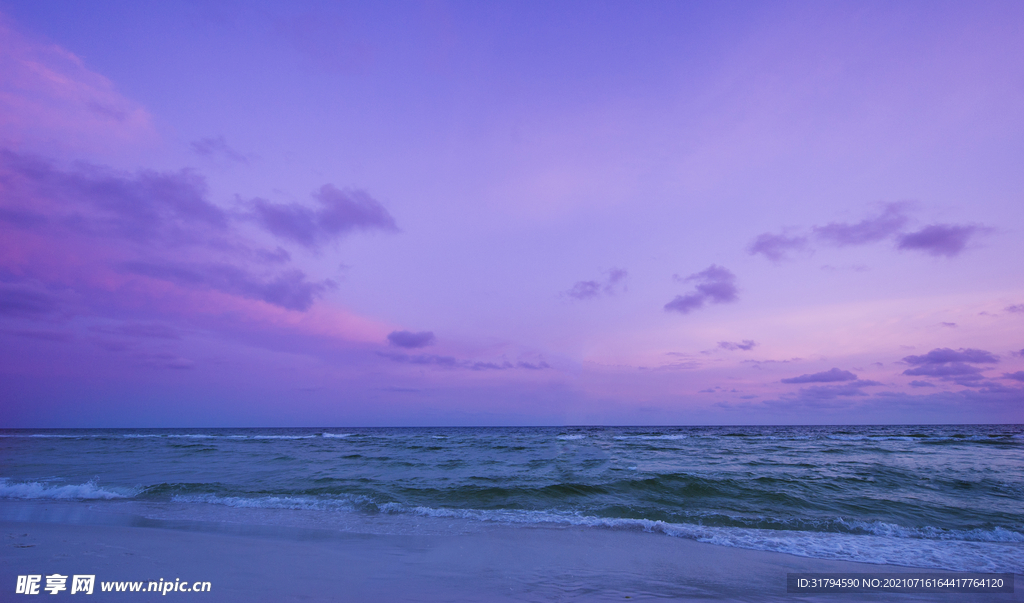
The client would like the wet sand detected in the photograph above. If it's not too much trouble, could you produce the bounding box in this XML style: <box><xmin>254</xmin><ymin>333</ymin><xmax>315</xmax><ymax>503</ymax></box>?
<box><xmin>3</xmin><ymin>510</ymin><xmax>1019</xmax><ymax>602</ymax></box>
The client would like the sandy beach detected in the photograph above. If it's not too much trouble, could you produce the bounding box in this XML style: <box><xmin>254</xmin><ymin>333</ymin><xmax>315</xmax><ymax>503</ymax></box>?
<box><xmin>3</xmin><ymin>503</ymin><xmax>1018</xmax><ymax>602</ymax></box>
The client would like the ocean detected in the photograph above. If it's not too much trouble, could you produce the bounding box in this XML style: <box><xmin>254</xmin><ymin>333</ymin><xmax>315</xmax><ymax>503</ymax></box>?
<box><xmin>2</xmin><ymin>424</ymin><xmax>1022</xmax><ymax>574</ymax></box>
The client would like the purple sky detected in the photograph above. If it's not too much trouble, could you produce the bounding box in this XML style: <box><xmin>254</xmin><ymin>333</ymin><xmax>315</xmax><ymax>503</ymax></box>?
<box><xmin>1</xmin><ymin>1</ymin><xmax>1022</xmax><ymax>427</ymax></box>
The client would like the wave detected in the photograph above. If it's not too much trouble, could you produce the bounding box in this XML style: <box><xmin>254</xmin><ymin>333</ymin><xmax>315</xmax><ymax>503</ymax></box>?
<box><xmin>0</xmin><ymin>479</ymin><xmax>133</xmax><ymax>500</ymax></box>
<box><xmin>0</xmin><ymin>434</ymin><xmax>110</xmax><ymax>439</ymax></box>
<box><xmin>6</xmin><ymin>479</ymin><xmax>1019</xmax><ymax>572</ymax></box>
<box><xmin>613</xmin><ymin>434</ymin><xmax>688</xmax><ymax>440</ymax></box>
<box><xmin>825</xmin><ymin>435</ymin><xmax>918</xmax><ymax>441</ymax></box>
<box><xmin>833</xmin><ymin>518</ymin><xmax>1024</xmax><ymax>543</ymax></box>
<box><xmin>0</xmin><ymin>432</ymin><xmax>361</xmax><ymax>440</ymax></box>
<box><xmin>403</xmin><ymin>506</ymin><xmax>1023</xmax><ymax>573</ymax></box>
<box><xmin>0</xmin><ymin>434</ymin><xmax>70</xmax><ymax>438</ymax></box>
<box><xmin>2</xmin><ymin>430</ymin><xmax>1018</xmax><ymax>445</ymax></box>
<box><xmin>122</xmin><ymin>434</ymin><xmax>217</xmax><ymax>439</ymax></box>
<box><xmin>250</xmin><ymin>435</ymin><xmax>319</xmax><ymax>440</ymax></box>
<box><xmin>158</xmin><ymin>491</ymin><xmax>1024</xmax><ymax>546</ymax></box>
<box><xmin>171</xmin><ymin>493</ymin><xmax>365</xmax><ymax>512</ymax></box>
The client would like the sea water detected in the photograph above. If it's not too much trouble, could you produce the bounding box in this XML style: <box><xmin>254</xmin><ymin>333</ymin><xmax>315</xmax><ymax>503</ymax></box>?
<box><xmin>2</xmin><ymin>425</ymin><xmax>1021</xmax><ymax>573</ymax></box>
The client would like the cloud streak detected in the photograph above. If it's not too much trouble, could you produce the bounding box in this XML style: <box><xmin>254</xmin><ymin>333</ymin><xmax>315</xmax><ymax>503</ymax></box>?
<box><xmin>251</xmin><ymin>185</ymin><xmax>398</xmax><ymax>249</ymax></box>
<box><xmin>121</xmin><ymin>261</ymin><xmax>334</xmax><ymax>312</ymax></box>
<box><xmin>664</xmin><ymin>265</ymin><xmax>738</xmax><ymax>314</ymax></box>
<box><xmin>781</xmin><ymin>367</ymin><xmax>858</xmax><ymax>384</ymax></box>
<box><xmin>0</xmin><ymin>283</ymin><xmax>59</xmax><ymax>317</ymax></box>
<box><xmin>0</xmin><ymin>15</ymin><xmax>154</xmax><ymax>152</ymax></box>
<box><xmin>896</xmin><ymin>225</ymin><xmax>980</xmax><ymax>257</ymax></box>
<box><xmin>387</xmin><ymin>330</ymin><xmax>436</xmax><ymax>349</ymax></box>
<box><xmin>0</xmin><ymin>150</ymin><xmax>228</xmax><ymax>243</ymax></box>
<box><xmin>379</xmin><ymin>352</ymin><xmax>550</xmax><ymax>371</ymax></box>
<box><xmin>191</xmin><ymin>136</ymin><xmax>248</xmax><ymax>164</ymax></box>
<box><xmin>749</xmin><ymin>204</ymin><xmax>985</xmax><ymax>261</ymax></box>
<box><xmin>792</xmin><ymin>380</ymin><xmax>882</xmax><ymax>399</ymax></box>
<box><xmin>90</xmin><ymin>323</ymin><xmax>181</xmax><ymax>339</ymax></box>
<box><xmin>747</xmin><ymin>233</ymin><xmax>807</xmax><ymax>262</ymax></box>
<box><xmin>813</xmin><ymin>203</ymin><xmax>909</xmax><ymax>246</ymax></box>
<box><xmin>0</xmin><ymin>145</ymin><xmax>402</xmax><ymax>391</ymax></box>
<box><xmin>0</xmin><ymin>151</ymin><xmax>396</xmax><ymax>314</ymax></box>
<box><xmin>567</xmin><ymin>268</ymin><xmax>627</xmax><ymax>300</ymax></box>
<box><xmin>718</xmin><ymin>340</ymin><xmax>757</xmax><ymax>351</ymax></box>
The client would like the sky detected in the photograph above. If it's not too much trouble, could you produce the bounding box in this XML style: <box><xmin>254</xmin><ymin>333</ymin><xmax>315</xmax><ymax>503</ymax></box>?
<box><xmin>1</xmin><ymin>0</ymin><xmax>1022</xmax><ymax>427</ymax></box>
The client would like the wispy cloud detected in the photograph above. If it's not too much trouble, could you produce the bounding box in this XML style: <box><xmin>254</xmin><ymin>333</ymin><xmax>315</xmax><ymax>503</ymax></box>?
<box><xmin>90</xmin><ymin>323</ymin><xmax>181</xmax><ymax>339</ymax></box>
<box><xmin>190</xmin><ymin>136</ymin><xmax>249</xmax><ymax>164</ymax></box>
<box><xmin>0</xmin><ymin>16</ymin><xmax>154</xmax><ymax>152</ymax></box>
<box><xmin>0</xmin><ymin>147</ymin><xmax>396</xmax><ymax>372</ymax></box>
<box><xmin>387</xmin><ymin>330</ymin><xmax>436</xmax><ymax>349</ymax></box>
<box><xmin>379</xmin><ymin>352</ymin><xmax>550</xmax><ymax>371</ymax></box>
<box><xmin>747</xmin><ymin>233</ymin><xmax>807</xmax><ymax>262</ymax></box>
<box><xmin>8</xmin><ymin>329</ymin><xmax>73</xmax><ymax>342</ymax></box>
<box><xmin>0</xmin><ymin>150</ymin><xmax>228</xmax><ymax>243</ymax></box>
<box><xmin>664</xmin><ymin>265</ymin><xmax>738</xmax><ymax>314</ymax></box>
<box><xmin>749</xmin><ymin>203</ymin><xmax>986</xmax><ymax>261</ymax></box>
<box><xmin>813</xmin><ymin>203</ymin><xmax>909</xmax><ymax>246</ymax></box>
<box><xmin>0</xmin><ymin>283</ymin><xmax>59</xmax><ymax>317</ymax></box>
<box><xmin>781</xmin><ymin>367</ymin><xmax>858</xmax><ymax>383</ymax></box>
<box><xmin>718</xmin><ymin>340</ymin><xmax>757</xmax><ymax>351</ymax></box>
<box><xmin>791</xmin><ymin>380</ymin><xmax>882</xmax><ymax>399</ymax></box>
<box><xmin>567</xmin><ymin>268</ymin><xmax>627</xmax><ymax>300</ymax></box>
<box><xmin>134</xmin><ymin>351</ymin><xmax>195</xmax><ymax>370</ymax></box>
<box><xmin>120</xmin><ymin>261</ymin><xmax>333</xmax><ymax>311</ymax></box>
<box><xmin>896</xmin><ymin>225</ymin><xmax>981</xmax><ymax>257</ymax></box>
<box><xmin>250</xmin><ymin>185</ymin><xmax>398</xmax><ymax>250</ymax></box>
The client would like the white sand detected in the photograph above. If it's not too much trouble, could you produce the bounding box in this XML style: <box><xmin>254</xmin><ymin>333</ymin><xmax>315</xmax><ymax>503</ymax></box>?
<box><xmin>2</xmin><ymin>512</ymin><xmax>1019</xmax><ymax>602</ymax></box>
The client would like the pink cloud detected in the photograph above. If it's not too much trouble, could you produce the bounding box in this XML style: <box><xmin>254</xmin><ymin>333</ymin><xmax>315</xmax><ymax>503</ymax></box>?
<box><xmin>0</xmin><ymin>13</ymin><xmax>155</xmax><ymax>154</ymax></box>
<box><xmin>0</xmin><ymin>150</ymin><xmax>390</xmax><ymax>359</ymax></box>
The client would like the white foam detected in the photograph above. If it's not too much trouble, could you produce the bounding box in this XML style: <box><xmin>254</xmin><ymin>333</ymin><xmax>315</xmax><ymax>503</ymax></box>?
<box><xmin>403</xmin><ymin>506</ymin><xmax>1024</xmax><ymax>573</ymax></box>
<box><xmin>250</xmin><ymin>435</ymin><xmax>318</xmax><ymax>440</ymax></box>
<box><xmin>133</xmin><ymin>487</ymin><xmax>1024</xmax><ymax>573</ymax></box>
<box><xmin>824</xmin><ymin>435</ymin><xmax>918</xmax><ymax>442</ymax></box>
<box><xmin>322</xmin><ymin>433</ymin><xmax>353</xmax><ymax>439</ymax></box>
<box><xmin>121</xmin><ymin>434</ymin><xmax>217</xmax><ymax>439</ymax></box>
<box><xmin>377</xmin><ymin>502</ymin><xmax>405</xmax><ymax>513</ymax></box>
<box><xmin>0</xmin><ymin>478</ymin><xmax>133</xmax><ymax>500</ymax></box>
<box><xmin>0</xmin><ymin>434</ymin><xmax>90</xmax><ymax>438</ymax></box>
<box><xmin>556</xmin><ymin>434</ymin><xmax>586</xmax><ymax>440</ymax></box>
<box><xmin>835</xmin><ymin>518</ymin><xmax>1024</xmax><ymax>543</ymax></box>
<box><xmin>171</xmin><ymin>493</ymin><xmax>363</xmax><ymax>512</ymax></box>
<box><xmin>613</xmin><ymin>435</ymin><xmax>688</xmax><ymax>440</ymax></box>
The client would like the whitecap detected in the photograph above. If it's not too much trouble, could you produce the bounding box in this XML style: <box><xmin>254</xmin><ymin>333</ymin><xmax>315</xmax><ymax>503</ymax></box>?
<box><xmin>0</xmin><ymin>478</ymin><xmax>133</xmax><ymax>500</ymax></box>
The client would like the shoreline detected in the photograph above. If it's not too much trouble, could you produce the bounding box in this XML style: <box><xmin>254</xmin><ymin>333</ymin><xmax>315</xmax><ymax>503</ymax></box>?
<box><xmin>3</xmin><ymin>503</ymin><xmax>1019</xmax><ymax>602</ymax></box>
